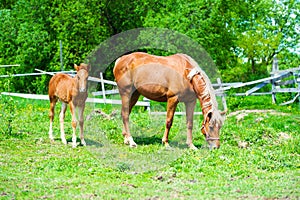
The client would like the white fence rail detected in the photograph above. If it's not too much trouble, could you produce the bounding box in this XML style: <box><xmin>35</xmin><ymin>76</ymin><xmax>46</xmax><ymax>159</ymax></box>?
<box><xmin>0</xmin><ymin>64</ymin><xmax>20</xmax><ymax>68</ymax></box>
<box><xmin>1</xmin><ymin>60</ymin><xmax>299</xmax><ymax>108</ymax></box>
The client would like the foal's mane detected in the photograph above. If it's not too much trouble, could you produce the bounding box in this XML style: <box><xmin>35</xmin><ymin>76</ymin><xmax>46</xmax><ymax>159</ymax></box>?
<box><xmin>179</xmin><ymin>54</ymin><xmax>224</xmax><ymax>126</ymax></box>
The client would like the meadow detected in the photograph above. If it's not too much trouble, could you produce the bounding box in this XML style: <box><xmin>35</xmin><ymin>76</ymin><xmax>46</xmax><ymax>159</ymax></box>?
<box><xmin>0</xmin><ymin>94</ymin><xmax>299</xmax><ymax>199</ymax></box>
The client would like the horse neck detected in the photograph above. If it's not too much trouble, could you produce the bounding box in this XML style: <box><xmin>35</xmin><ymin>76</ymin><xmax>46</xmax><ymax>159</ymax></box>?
<box><xmin>191</xmin><ymin>74</ymin><xmax>214</xmax><ymax>117</ymax></box>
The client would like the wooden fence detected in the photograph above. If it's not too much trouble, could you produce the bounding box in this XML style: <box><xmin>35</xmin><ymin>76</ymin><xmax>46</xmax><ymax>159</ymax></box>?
<box><xmin>1</xmin><ymin>58</ymin><xmax>299</xmax><ymax>111</ymax></box>
<box><xmin>216</xmin><ymin>58</ymin><xmax>300</xmax><ymax>105</ymax></box>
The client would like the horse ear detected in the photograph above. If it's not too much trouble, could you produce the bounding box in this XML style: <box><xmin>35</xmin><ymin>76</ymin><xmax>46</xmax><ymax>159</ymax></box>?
<box><xmin>205</xmin><ymin>112</ymin><xmax>212</xmax><ymax>124</ymax></box>
<box><xmin>74</xmin><ymin>64</ymin><xmax>79</xmax><ymax>71</ymax></box>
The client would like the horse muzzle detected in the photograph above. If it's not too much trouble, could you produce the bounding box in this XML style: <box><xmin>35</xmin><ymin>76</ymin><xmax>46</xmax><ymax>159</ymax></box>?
<box><xmin>208</xmin><ymin>139</ymin><xmax>220</xmax><ymax>149</ymax></box>
<box><xmin>79</xmin><ymin>88</ymin><xmax>87</xmax><ymax>93</ymax></box>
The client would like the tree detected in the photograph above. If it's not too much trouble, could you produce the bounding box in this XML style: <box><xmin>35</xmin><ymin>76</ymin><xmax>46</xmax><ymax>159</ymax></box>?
<box><xmin>1</xmin><ymin>0</ymin><xmax>299</xmax><ymax>92</ymax></box>
<box><xmin>234</xmin><ymin>0</ymin><xmax>300</xmax><ymax>73</ymax></box>
<box><xmin>142</xmin><ymin>0</ymin><xmax>237</xmax><ymax>70</ymax></box>
<box><xmin>0</xmin><ymin>0</ymin><xmax>110</xmax><ymax>93</ymax></box>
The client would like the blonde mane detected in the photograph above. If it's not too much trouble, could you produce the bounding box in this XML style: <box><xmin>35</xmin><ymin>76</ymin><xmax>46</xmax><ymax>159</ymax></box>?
<box><xmin>179</xmin><ymin>54</ymin><xmax>224</xmax><ymax>127</ymax></box>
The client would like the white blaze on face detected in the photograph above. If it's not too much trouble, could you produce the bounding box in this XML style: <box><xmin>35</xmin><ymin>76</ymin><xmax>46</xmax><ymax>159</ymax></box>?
<box><xmin>77</xmin><ymin>70</ymin><xmax>88</xmax><ymax>93</ymax></box>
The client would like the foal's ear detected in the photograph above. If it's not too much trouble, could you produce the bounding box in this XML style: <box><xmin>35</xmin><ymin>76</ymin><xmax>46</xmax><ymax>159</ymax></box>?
<box><xmin>74</xmin><ymin>64</ymin><xmax>79</xmax><ymax>71</ymax></box>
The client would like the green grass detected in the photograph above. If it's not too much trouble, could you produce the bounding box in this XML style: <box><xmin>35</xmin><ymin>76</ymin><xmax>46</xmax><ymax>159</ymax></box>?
<box><xmin>0</xmin><ymin>95</ymin><xmax>299</xmax><ymax>199</ymax></box>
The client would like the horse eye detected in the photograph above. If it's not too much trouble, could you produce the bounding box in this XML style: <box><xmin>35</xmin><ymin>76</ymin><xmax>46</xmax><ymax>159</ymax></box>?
<box><xmin>77</xmin><ymin>76</ymin><xmax>80</xmax><ymax>80</ymax></box>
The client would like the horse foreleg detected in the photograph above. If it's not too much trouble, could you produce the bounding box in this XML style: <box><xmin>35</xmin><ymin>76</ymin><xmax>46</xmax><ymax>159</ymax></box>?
<box><xmin>69</xmin><ymin>102</ymin><xmax>78</xmax><ymax>148</ymax></box>
<box><xmin>121</xmin><ymin>94</ymin><xmax>137</xmax><ymax>148</ymax></box>
<box><xmin>78</xmin><ymin>105</ymin><xmax>86</xmax><ymax>146</ymax></box>
<box><xmin>162</xmin><ymin>97</ymin><xmax>178</xmax><ymax>148</ymax></box>
<box><xmin>59</xmin><ymin>102</ymin><xmax>68</xmax><ymax>145</ymax></box>
<box><xmin>49</xmin><ymin>99</ymin><xmax>57</xmax><ymax>143</ymax></box>
<box><xmin>185</xmin><ymin>100</ymin><xmax>198</xmax><ymax>150</ymax></box>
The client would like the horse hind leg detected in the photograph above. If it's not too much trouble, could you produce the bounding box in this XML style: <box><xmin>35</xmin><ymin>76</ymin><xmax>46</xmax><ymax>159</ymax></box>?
<box><xmin>49</xmin><ymin>97</ymin><xmax>57</xmax><ymax>143</ymax></box>
<box><xmin>59</xmin><ymin>102</ymin><xmax>68</xmax><ymax>145</ymax></box>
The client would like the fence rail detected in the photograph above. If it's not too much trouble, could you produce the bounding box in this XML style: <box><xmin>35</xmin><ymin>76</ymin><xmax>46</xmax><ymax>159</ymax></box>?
<box><xmin>1</xmin><ymin>60</ymin><xmax>299</xmax><ymax>108</ymax></box>
<box><xmin>0</xmin><ymin>64</ymin><xmax>20</xmax><ymax>68</ymax></box>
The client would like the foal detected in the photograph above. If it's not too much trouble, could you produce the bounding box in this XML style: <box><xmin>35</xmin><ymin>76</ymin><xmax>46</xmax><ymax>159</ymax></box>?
<box><xmin>48</xmin><ymin>63</ymin><xmax>90</xmax><ymax>148</ymax></box>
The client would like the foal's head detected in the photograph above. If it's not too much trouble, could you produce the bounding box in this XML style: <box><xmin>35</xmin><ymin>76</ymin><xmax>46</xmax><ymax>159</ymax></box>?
<box><xmin>74</xmin><ymin>63</ymin><xmax>90</xmax><ymax>93</ymax></box>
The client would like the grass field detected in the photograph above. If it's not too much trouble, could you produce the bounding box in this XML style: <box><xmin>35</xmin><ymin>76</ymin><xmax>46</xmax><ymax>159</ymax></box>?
<box><xmin>0</xmin><ymin>94</ymin><xmax>299</xmax><ymax>199</ymax></box>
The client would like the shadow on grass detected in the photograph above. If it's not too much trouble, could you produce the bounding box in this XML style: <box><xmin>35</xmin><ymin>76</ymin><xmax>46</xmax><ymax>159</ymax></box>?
<box><xmin>133</xmin><ymin>134</ymin><xmax>204</xmax><ymax>149</ymax></box>
<box><xmin>85</xmin><ymin>138</ymin><xmax>104</xmax><ymax>147</ymax></box>
<box><xmin>51</xmin><ymin>137</ymin><xmax>104</xmax><ymax>147</ymax></box>
<box><xmin>134</xmin><ymin>135</ymin><xmax>162</xmax><ymax>145</ymax></box>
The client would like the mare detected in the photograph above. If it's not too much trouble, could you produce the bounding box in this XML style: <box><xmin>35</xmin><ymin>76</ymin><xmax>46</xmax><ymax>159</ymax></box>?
<box><xmin>48</xmin><ymin>63</ymin><xmax>90</xmax><ymax>148</ymax></box>
<box><xmin>113</xmin><ymin>52</ymin><xmax>225</xmax><ymax>149</ymax></box>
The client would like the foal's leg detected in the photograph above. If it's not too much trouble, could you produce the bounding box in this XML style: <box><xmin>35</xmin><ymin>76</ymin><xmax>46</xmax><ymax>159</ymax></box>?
<box><xmin>59</xmin><ymin>102</ymin><xmax>68</xmax><ymax>145</ymax></box>
<box><xmin>49</xmin><ymin>97</ymin><xmax>57</xmax><ymax>143</ymax></box>
<box><xmin>120</xmin><ymin>90</ymin><xmax>140</xmax><ymax>147</ymax></box>
<box><xmin>69</xmin><ymin>102</ymin><xmax>78</xmax><ymax>148</ymax></box>
<box><xmin>78</xmin><ymin>104</ymin><xmax>86</xmax><ymax>146</ymax></box>
<box><xmin>185</xmin><ymin>100</ymin><xmax>198</xmax><ymax>150</ymax></box>
<box><xmin>162</xmin><ymin>97</ymin><xmax>178</xmax><ymax>148</ymax></box>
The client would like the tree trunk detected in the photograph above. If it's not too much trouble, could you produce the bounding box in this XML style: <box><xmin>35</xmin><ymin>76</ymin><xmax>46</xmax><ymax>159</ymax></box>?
<box><xmin>251</xmin><ymin>58</ymin><xmax>255</xmax><ymax>73</ymax></box>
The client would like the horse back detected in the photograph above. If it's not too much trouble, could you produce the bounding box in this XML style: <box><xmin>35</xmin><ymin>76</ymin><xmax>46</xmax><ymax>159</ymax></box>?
<box><xmin>113</xmin><ymin>52</ymin><xmax>196</xmax><ymax>102</ymax></box>
<box><xmin>114</xmin><ymin>52</ymin><xmax>194</xmax><ymax>76</ymax></box>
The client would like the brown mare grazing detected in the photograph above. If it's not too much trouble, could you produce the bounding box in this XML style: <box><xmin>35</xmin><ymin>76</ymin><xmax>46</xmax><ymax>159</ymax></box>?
<box><xmin>48</xmin><ymin>63</ymin><xmax>90</xmax><ymax>148</ymax></box>
<box><xmin>113</xmin><ymin>52</ymin><xmax>225</xmax><ymax>149</ymax></box>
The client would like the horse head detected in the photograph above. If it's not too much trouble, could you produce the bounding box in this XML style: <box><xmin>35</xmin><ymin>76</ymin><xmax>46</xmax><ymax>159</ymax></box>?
<box><xmin>74</xmin><ymin>63</ymin><xmax>90</xmax><ymax>93</ymax></box>
<box><xmin>201</xmin><ymin>109</ymin><xmax>226</xmax><ymax>149</ymax></box>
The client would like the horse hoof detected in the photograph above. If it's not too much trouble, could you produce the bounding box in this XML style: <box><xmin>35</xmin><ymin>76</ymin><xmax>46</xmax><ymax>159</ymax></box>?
<box><xmin>129</xmin><ymin>143</ymin><xmax>137</xmax><ymax>148</ymax></box>
<box><xmin>81</xmin><ymin>140</ymin><xmax>86</xmax><ymax>146</ymax></box>
<box><xmin>125</xmin><ymin>136</ymin><xmax>136</xmax><ymax>147</ymax></box>
<box><xmin>188</xmin><ymin>144</ymin><xmax>198</xmax><ymax>150</ymax></box>
<box><xmin>164</xmin><ymin>143</ymin><xmax>172</xmax><ymax>149</ymax></box>
<box><xmin>62</xmin><ymin>140</ymin><xmax>67</xmax><ymax>145</ymax></box>
<box><xmin>124</xmin><ymin>137</ymin><xmax>130</xmax><ymax>145</ymax></box>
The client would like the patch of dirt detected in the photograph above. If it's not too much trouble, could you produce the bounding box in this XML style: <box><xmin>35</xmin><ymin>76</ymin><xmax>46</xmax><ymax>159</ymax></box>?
<box><xmin>86</xmin><ymin>109</ymin><xmax>118</xmax><ymax>120</ymax></box>
<box><xmin>229</xmin><ymin>109</ymin><xmax>289</xmax><ymax>123</ymax></box>
<box><xmin>0</xmin><ymin>192</ymin><xmax>8</xmax><ymax>196</ymax></box>
<box><xmin>238</xmin><ymin>141</ymin><xmax>249</xmax><ymax>148</ymax></box>
<box><xmin>278</xmin><ymin>132</ymin><xmax>292</xmax><ymax>140</ymax></box>
<box><xmin>228</xmin><ymin>109</ymin><xmax>288</xmax><ymax>117</ymax></box>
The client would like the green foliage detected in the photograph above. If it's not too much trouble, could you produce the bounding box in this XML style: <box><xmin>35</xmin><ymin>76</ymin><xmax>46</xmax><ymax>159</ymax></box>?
<box><xmin>142</xmin><ymin>0</ymin><xmax>236</xmax><ymax>70</ymax></box>
<box><xmin>226</xmin><ymin>95</ymin><xmax>300</xmax><ymax>111</ymax></box>
<box><xmin>233</xmin><ymin>0</ymin><xmax>300</xmax><ymax>73</ymax></box>
<box><xmin>0</xmin><ymin>0</ymin><xmax>299</xmax><ymax>93</ymax></box>
<box><xmin>0</xmin><ymin>95</ymin><xmax>16</xmax><ymax>135</ymax></box>
<box><xmin>0</xmin><ymin>0</ymin><xmax>110</xmax><ymax>93</ymax></box>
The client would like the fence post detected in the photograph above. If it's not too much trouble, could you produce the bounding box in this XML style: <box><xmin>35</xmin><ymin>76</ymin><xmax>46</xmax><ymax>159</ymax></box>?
<box><xmin>143</xmin><ymin>97</ymin><xmax>151</xmax><ymax>113</ymax></box>
<box><xmin>217</xmin><ymin>78</ymin><xmax>227</xmax><ymax>111</ymax></box>
<box><xmin>297</xmin><ymin>67</ymin><xmax>300</xmax><ymax>105</ymax></box>
<box><xmin>271</xmin><ymin>57</ymin><xmax>278</xmax><ymax>103</ymax></box>
<box><xmin>100</xmin><ymin>72</ymin><xmax>106</xmax><ymax>103</ymax></box>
